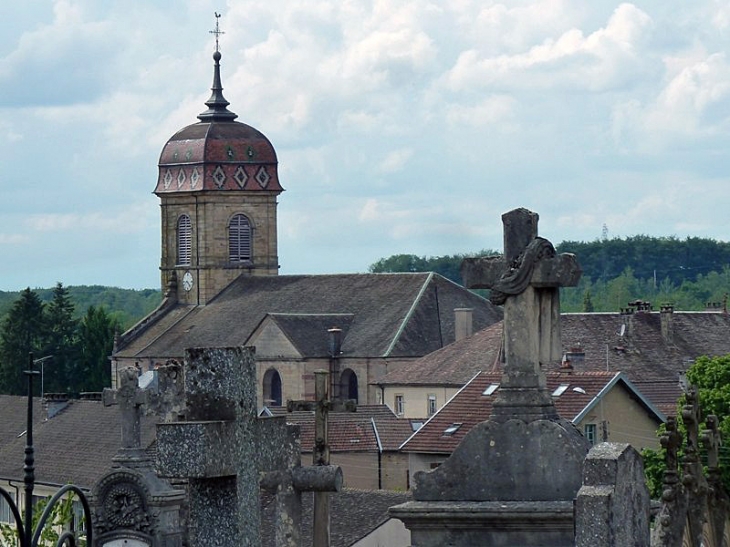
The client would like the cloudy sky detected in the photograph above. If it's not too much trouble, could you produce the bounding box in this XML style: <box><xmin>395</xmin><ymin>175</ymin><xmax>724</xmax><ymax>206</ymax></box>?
<box><xmin>1</xmin><ymin>1</ymin><xmax>729</xmax><ymax>291</ymax></box>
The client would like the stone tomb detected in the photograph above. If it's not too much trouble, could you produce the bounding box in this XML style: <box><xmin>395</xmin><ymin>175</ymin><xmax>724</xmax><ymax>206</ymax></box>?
<box><xmin>391</xmin><ymin>208</ymin><xmax>590</xmax><ymax>546</ymax></box>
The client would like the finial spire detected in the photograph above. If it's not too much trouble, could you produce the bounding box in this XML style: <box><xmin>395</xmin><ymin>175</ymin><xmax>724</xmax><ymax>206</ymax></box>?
<box><xmin>210</xmin><ymin>12</ymin><xmax>224</xmax><ymax>53</ymax></box>
<box><xmin>198</xmin><ymin>12</ymin><xmax>237</xmax><ymax>122</ymax></box>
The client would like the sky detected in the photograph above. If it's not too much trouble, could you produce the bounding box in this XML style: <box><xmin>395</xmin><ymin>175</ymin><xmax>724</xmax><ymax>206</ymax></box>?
<box><xmin>1</xmin><ymin>1</ymin><xmax>730</xmax><ymax>291</ymax></box>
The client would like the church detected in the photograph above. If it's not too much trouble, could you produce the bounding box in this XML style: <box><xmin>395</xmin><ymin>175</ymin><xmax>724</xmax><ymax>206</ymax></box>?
<box><xmin>111</xmin><ymin>43</ymin><xmax>502</xmax><ymax>408</ymax></box>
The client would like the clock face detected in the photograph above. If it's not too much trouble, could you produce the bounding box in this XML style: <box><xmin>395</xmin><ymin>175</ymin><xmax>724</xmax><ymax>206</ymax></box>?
<box><xmin>182</xmin><ymin>271</ymin><xmax>194</xmax><ymax>292</ymax></box>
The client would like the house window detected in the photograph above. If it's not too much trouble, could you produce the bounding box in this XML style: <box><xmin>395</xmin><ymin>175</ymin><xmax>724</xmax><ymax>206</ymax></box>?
<box><xmin>229</xmin><ymin>214</ymin><xmax>252</xmax><ymax>263</ymax></box>
<box><xmin>584</xmin><ymin>423</ymin><xmax>597</xmax><ymax>445</ymax></box>
<box><xmin>395</xmin><ymin>394</ymin><xmax>405</xmax><ymax>416</ymax></box>
<box><xmin>72</xmin><ymin>500</ymin><xmax>86</xmax><ymax>532</ymax></box>
<box><xmin>0</xmin><ymin>495</ymin><xmax>12</xmax><ymax>523</ymax></box>
<box><xmin>427</xmin><ymin>394</ymin><xmax>437</xmax><ymax>416</ymax></box>
<box><xmin>177</xmin><ymin>214</ymin><xmax>192</xmax><ymax>265</ymax></box>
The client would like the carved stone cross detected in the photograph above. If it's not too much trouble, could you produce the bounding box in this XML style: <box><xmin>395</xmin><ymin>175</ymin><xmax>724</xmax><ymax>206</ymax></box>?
<box><xmin>103</xmin><ymin>366</ymin><xmax>149</xmax><ymax>461</ymax></box>
<box><xmin>461</xmin><ymin>208</ymin><xmax>581</xmax><ymax>421</ymax></box>
<box><xmin>156</xmin><ymin>347</ymin><xmax>341</xmax><ymax>547</ymax></box>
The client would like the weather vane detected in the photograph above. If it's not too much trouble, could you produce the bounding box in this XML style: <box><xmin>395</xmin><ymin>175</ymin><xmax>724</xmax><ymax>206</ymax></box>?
<box><xmin>210</xmin><ymin>12</ymin><xmax>224</xmax><ymax>52</ymax></box>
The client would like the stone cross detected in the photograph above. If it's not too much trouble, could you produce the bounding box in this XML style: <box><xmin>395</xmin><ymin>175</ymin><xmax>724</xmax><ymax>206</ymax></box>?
<box><xmin>103</xmin><ymin>366</ymin><xmax>148</xmax><ymax>461</ymax></box>
<box><xmin>156</xmin><ymin>347</ymin><xmax>341</xmax><ymax>547</ymax></box>
<box><xmin>287</xmin><ymin>370</ymin><xmax>354</xmax><ymax>547</ymax></box>
<box><xmin>461</xmin><ymin>208</ymin><xmax>581</xmax><ymax>421</ymax></box>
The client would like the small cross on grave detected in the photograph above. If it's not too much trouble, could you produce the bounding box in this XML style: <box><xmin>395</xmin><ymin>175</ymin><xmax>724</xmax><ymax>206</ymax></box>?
<box><xmin>287</xmin><ymin>370</ymin><xmax>354</xmax><ymax>547</ymax></box>
<box><xmin>461</xmin><ymin>208</ymin><xmax>581</xmax><ymax>421</ymax></box>
<box><xmin>156</xmin><ymin>347</ymin><xmax>342</xmax><ymax>547</ymax></box>
<box><xmin>103</xmin><ymin>366</ymin><xmax>149</xmax><ymax>463</ymax></box>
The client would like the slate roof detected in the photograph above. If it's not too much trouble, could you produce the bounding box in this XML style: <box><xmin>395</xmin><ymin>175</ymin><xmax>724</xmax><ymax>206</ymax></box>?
<box><xmin>261</xmin><ymin>313</ymin><xmax>355</xmax><ymax>357</ymax></box>
<box><xmin>0</xmin><ymin>396</ymin><xmax>156</xmax><ymax>489</ymax></box>
<box><xmin>115</xmin><ymin>273</ymin><xmax>502</xmax><ymax>361</ymax></box>
<box><xmin>558</xmin><ymin>311</ymin><xmax>730</xmax><ymax>383</ymax></box>
<box><xmin>261</xmin><ymin>488</ymin><xmax>411</xmax><ymax>547</ymax></box>
<box><xmin>263</xmin><ymin>405</ymin><xmax>413</xmax><ymax>452</ymax></box>
<box><xmin>399</xmin><ymin>371</ymin><xmax>665</xmax><ymax>455</ymax></box>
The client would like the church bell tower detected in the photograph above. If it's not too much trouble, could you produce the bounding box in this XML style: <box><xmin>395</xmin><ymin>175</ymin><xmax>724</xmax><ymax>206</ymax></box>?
<box><xmin>155</xmin><ymin>18</ymin><xmax>283</xmax><ymax>305</ymax></box>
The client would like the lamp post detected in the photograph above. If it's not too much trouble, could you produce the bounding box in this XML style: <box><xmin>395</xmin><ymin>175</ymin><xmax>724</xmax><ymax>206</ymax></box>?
<box><xmin>33</xmin><ymin>355</ymin><xmax>52</xmax><ymax>399</ymax></box>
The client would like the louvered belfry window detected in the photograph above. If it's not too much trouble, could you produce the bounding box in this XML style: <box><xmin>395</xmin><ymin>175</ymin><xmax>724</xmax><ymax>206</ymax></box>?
<box><xmin>229</xmin><ymin>214</ymin><xmax>252</xmax><ymax>262</ymax></box>
<box><xmin>177</xmin><ymin>214</ymin><xmax>192</xmax><ymax>265</ymax></box>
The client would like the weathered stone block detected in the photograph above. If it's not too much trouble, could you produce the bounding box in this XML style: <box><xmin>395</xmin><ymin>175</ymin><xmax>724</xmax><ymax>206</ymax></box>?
<box><xmin>413</xmin><ymin>418</ymin><xmax>589</xmax><ymax>502</ymax></box>
<box><xmin>575</xmin><ymin>442</ymin><xmax>650</xmax><ymax>547</ymax></box>
<box><xmin>157</xmin><ymin>420</ymin><xmax>237</xmax><ymax>478</ymax></box>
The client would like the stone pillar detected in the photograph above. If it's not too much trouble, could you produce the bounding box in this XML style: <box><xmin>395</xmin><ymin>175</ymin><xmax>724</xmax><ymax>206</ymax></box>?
<box><xmin>575</xmin><ymin>443</ymin><xmax>650</xmax><ymax>547</ymax></box>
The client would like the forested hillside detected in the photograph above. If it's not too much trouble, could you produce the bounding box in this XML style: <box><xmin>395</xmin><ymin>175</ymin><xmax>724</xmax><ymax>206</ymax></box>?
<box><xmin>0</xmin><ymin>285</ymin><xmax>161</xmax><ymax>330</ymax></box>
<box><xmin>369</xmin><ymin>236</ymin><xmax>730</xmax><ymax>313</ymax></box>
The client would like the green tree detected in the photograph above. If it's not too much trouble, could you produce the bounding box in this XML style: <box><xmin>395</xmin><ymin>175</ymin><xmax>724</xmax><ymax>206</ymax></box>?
<box><xmin>43</xmin><ymin>283</ymin><xmax>79</xmax><ymax>394</ymax></box>
<box><xmin>76</xmin><ymin>306</ymin><xmax>120</xmax><ymax>391</ymax></box>
<box><xmin>0</xmin><ymin>289</ymin><xmax>46</xmax><ymax>395</ymax></box>
<box><xmin>642</xmin><ymin>354</ymin><xmax>730</xmax><ymax>497</ymax></box>
<box><xmin>368</xmin><ymin>250</ymin><xmax>500</xmax><ymax>284</ymax></box>
<box><xmin>582</xmin><ymin>289</ymin><xmax>594</xmax><ymax>312</ymax></box>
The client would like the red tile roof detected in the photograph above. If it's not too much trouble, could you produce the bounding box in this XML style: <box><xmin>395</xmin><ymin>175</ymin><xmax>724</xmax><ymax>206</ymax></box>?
<box><xmin>264</xmin><ymin>405</ymin><xmax>413</xmax><ymax>453</ymax></box>
<box><xmin>399</xmin><ymin>371</ymin><xmax>664</xmax><ymax>455</ymax></box>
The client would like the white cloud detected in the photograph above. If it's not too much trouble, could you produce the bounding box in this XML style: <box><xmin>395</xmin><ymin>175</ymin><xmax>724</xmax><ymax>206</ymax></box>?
<box><xmin>377</xmin><ymin>148</ymin><xmax>413</xmax><ymax>173</ymax></box>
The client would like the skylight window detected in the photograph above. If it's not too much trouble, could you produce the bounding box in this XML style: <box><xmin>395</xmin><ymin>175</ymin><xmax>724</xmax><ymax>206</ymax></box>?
<box><xmin>552</xmin><ymin>384</ymin><xmax>570</xmax><ymax>397</ymax></box>
<box><xmin>443</xmin><ymin>423</ymin><xmax>462</xmax><ymax>436</ymax></box>
<box><xmin>482</xmin><ymin>383</ymin><xmax>499</xmax><ymax>396</ymax></box>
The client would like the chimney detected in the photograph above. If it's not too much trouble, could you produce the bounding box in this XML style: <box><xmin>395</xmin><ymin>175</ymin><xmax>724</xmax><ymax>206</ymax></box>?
<box><xmin>454</xmin><ymin>308</ymin><xmax>474</xmax><ymax>341</ymax></box>
<box><xmin>564</xmin><ymin>345</ymin><xmax>585</xmax><ymax>368</ymax></box>
<box><xmin>660</xmin><ymin>304</ymin><xmax>674</xmax><ymax>345</ymax></box>
<box><xmin>328</xmin><ymin>327</ymin><xmax>343</xmax><ymax>357</ymax></box>
<box><xmin>44</xmin><ymin>393</ymin><xmax>70</xmax><ymax>420</ymax></box>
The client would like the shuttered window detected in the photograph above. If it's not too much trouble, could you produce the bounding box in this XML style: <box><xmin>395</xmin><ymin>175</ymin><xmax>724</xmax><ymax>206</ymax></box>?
<box><xmin>177</xmin><ymin>214</ymin><xmax>192</xmax><ymax>265</ymax></box>
<box><xmin>229</xmin><ymin>214</ymin><xmax>252</xmax><ymax>262</ymax></box>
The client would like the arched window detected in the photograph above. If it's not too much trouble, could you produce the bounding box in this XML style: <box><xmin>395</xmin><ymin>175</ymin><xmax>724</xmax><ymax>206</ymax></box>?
<box><xmin>340</xmin><ymin>368</ymin><xmax>358</xmax><ymax>403</ymax></box>
<box><xmin>263</xmin><ymin>368</ymin><xmax>282</xmax><ymax>406</ymax></box>
<box><xmin>177</xmin><ymin>214</ymin><xmax>192</xmax><ymax>265</ymax></box>
<box><xmin>229</xmin><ymin>214</ymin><xmax>252</xmax><ymax>263</ymax></box>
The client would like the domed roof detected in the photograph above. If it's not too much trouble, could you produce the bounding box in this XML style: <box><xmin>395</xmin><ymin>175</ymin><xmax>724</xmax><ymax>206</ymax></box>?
<box><xmin>155</xmin><ymin>51</ymin><xmax>282</xmax><ymax>194</ymax></box>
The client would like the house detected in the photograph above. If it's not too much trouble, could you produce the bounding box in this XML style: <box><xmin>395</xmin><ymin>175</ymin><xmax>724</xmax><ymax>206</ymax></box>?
<box><xmin>261</xmin><ymin>405</ymin><xmax>414</xmax><ymax>490</ymax></box>
<box><xmin>378</xmin><ymin>304</ymin><xmax>730</xmax><ymax>419</ymax></box>
<box><xmin>399</xmin><ymin>370</ymin><xmax>666</xmax><ymax>483</ymax></box>
<box><xmin>375</xmin><ymin>321</ymin><xmax>502</xmax><ymax>419</ymax></box>
<box><xmin>111</xmin><ymin>46</ymin><xmax>502</xmax><ymax>407</ymax></box>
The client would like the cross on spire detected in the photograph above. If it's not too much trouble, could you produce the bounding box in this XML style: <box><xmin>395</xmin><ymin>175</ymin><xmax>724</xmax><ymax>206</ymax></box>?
<box><xmin>210</xmin><ymin>12</ymin><xmax>224</xmax><ymax>52</ymax></box>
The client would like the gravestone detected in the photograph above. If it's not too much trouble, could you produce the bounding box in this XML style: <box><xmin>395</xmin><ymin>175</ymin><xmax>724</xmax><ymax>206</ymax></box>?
<box><xmin>156</xmin><ymin>347</ymin><xmax>341</xmax><ymax>547</ymax></box>
<box><xmin>391</xmin><ymin>208</ymin><xmax>589</xmax><ymax>546</ymax></box>
<box><xmin>575</xmin><ymin>443</ymin><xmax>650</xmax><ymax>546</ymax></box>
<box><xmin>91</xmin><ymin>366</ymin><xmax>185</xmax><ymax>547</ymax></box>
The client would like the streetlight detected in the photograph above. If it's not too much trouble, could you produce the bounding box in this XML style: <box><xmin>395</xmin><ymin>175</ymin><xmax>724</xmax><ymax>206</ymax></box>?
<box><xmin>33</xmin><ymin>355</ymin><xmax>53</xmax><ymax>399</ymax></box>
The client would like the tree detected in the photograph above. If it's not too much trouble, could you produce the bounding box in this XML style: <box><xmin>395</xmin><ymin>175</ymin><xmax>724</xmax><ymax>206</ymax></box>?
<box><xmin>43</xmin><ymin>283</ymin><xmax>79</xmax><ymax>394</ymax></box>
<box><xmin>642</xmin><ymin>354</ymin><xmax>730</xmax><ymax>497</ymax></box>
<box><xmin>368</xmin><ymin>250</ymin><xmax>500</xmax><ymax>284</ymax></box>
<box><xmin>582</xmin><ymin>290</ymin><xmax>594</xmax><ymax>312</ymax></box>
<box><xmin>0</xmin><ymin>289</ymin><xmax>46</xmax><ymax>395</ymax></box>
<box><xmin>76</xmin><ymin>306</ymin><xmax>120</xmax><ymax>392</ymax></box>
